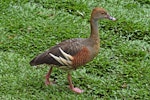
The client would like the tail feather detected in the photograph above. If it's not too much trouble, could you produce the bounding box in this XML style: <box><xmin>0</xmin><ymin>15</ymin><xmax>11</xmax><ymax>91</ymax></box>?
<box><xmin>29</xmin><ymin>58</ymin><xmax>39</xmax><ymax>66</ymax></box>
<box><xmin>29</xmin><ymin>48</ymin><xmax>65</xmax><ymax>66</ymax></box>
<box><xmin>29</xmin><ymin>52</ymin><xmax>49</xmax><ymax>66</ymax></box>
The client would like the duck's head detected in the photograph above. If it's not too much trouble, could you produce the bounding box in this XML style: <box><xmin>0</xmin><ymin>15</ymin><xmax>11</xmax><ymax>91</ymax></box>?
<box><xmin>91</xmin><ymin>7</ymin><xmax>116</xmax><ymax>21</ymax></box>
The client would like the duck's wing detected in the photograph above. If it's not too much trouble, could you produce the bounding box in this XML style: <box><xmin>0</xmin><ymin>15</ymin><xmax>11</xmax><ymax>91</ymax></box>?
<box><xmin>30</xmin><ymin>38</ymin><xmax>91</xmax><ymax>68</ymax></box>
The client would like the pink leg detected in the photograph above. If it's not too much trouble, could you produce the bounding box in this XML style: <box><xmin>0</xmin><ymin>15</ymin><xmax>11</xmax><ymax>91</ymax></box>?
<box><xmin>67</xmin><ymin>72</ymin><xmax>84</xmax><ymax>93</ymax></box>
<box><xmin>45</xmin><ymin>67</ymin><xmax>53</xmax><ymax>85</ymax></box>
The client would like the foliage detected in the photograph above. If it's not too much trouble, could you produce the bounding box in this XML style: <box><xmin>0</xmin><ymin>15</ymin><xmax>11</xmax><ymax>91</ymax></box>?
<box><xmin>0</xmin><ymin>0</ymin><xmax>150</xmax><ymax>99</ymax></box>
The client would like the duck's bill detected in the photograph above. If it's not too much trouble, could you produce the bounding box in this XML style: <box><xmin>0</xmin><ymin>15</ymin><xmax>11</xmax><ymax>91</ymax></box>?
<box><xmin>108</xmin><ymin>16</ymin><xmax>116</xmax><ymax>21</ymax></box>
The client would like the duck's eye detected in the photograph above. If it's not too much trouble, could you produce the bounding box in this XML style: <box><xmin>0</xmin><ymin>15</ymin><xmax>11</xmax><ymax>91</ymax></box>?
<box><xmin>101</xmin><ymin>12</ymin><xmax>105</xmax><ymax>14</ymax></box>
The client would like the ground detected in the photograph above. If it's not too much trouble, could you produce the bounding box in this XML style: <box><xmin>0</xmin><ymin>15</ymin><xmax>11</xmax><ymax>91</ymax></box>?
<box><xmin>0</xmin><ymin>0</ymin><xmax>150</xmax><ymax>99</ymax></box>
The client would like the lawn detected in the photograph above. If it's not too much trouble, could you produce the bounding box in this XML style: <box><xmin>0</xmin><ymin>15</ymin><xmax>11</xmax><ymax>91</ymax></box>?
<box><xmin>0</xmin><ymin>0</ymin><xmax>150</xmax><ymax>99</ymax></box>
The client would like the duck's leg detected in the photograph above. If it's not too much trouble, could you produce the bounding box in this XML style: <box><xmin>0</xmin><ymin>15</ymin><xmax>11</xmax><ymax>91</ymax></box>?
<box><xmin>67</xmin><ymin>72</ymin><xmax>84</xmax><ymax>93</ymax></box>
<box><xmin>45</xmin><ymin>67</ymin><xmax>53</xmax><ymax>85</ymax></box>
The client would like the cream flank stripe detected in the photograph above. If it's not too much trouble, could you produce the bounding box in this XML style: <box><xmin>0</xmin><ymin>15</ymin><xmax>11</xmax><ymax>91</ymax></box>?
<box><xmin>49</xmin><ymin>47</ymin><xmax>73</xmax><ymax>66</ymax></box>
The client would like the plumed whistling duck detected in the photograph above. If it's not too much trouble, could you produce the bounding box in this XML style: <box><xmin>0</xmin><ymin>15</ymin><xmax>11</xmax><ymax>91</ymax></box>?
<box><xmin>30</xmin><ymin>7</ymin><xmax>116</xmax><ymax>93</ymax></box>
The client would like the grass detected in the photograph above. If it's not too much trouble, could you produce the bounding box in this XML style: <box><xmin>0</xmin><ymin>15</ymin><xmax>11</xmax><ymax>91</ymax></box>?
<box><xmin>0</xmin><ymin>0</ymin><xmax>150</xmax><ymax>99</ymax></box>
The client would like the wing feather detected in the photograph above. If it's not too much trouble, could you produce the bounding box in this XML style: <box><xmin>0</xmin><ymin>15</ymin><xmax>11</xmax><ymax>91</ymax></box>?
<box><xmin>30</xmin><ymin>38</ymin><xmax>86</xmax><ymax>66</ymax></box>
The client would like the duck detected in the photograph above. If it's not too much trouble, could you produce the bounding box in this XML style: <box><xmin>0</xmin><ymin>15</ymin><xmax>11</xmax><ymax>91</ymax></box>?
<box><xmin>30</xmin><ymin>7</ymin><xmax>116</xmax><ymax>94</ymax></box>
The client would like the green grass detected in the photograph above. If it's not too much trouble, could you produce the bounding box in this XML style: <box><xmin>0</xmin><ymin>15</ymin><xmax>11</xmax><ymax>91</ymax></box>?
<box><xmin>0</xmin><ymin>0</ymin><xmax>150</xmax><ymax>99</ymax></box>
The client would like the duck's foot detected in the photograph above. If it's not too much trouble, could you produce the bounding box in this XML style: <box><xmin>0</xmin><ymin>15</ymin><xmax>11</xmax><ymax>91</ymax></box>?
<box><xmin>67</xmin><ymin>72</ymin><xmax>84</xmax><ymax>93</ymax></box>
<box><xmin>45</xmin><ymin>79</ymin><xmax>51</xmax><ymax>86</ymax></box>
<box><xmin>70</xmin><ymin>87</ymin><xmax>84</xmax><ymax>94</ymax></box>
<box><xmin>45</xmin><ymin>67</ymin><xmax>53</xmax><ymax>86</ymax></box>
<box><xmin>45</xmin><ymin>78</ymin><xmax>56</xmax><ymax>85</ymax></box>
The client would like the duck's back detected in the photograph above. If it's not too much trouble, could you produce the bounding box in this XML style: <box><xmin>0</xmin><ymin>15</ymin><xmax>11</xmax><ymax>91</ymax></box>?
<box><xmin>30</xmin><ymin>38</ymin><xmax>99</xmax><ymax>69</ymax></box>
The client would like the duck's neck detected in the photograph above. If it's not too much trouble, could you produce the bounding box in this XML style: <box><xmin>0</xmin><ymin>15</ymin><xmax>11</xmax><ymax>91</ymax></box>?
<box><xmin>90</xmin><ymin>18</ymin><xmax>99</xmax><ymax>41</ymax></box>
<box><xmin>88</xmin><ymin>18</ymin><xmax>100</xmax><ymax>58</ymax></box>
